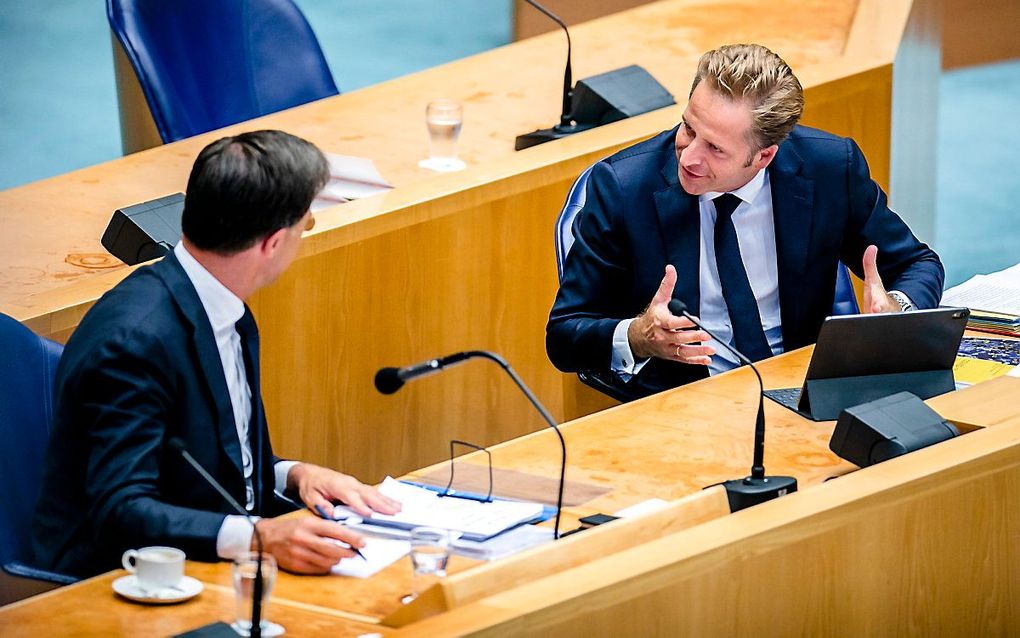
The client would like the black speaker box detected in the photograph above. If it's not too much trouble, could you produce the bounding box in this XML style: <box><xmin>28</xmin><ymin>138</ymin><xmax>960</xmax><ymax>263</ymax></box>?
<box><xmin>570</xmin><ymin>64</ymin><xmax>675</xmax><ymax>126</ymax></box>
<box><xmin>101</xmin><ymin>193</ymin><xmax>184</xmax><ymax>265</ymax></box>
<box><xmin>829</xmin><ymin>391</ymin><xmax>959</xmax><ymax>468</ymax></box>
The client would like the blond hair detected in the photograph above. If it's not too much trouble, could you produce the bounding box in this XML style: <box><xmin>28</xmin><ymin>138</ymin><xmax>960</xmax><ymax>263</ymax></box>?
<box><xmin>690</xmin><ymin>44</ymin><xmax>804</xmax><ymax>151</ymax></box>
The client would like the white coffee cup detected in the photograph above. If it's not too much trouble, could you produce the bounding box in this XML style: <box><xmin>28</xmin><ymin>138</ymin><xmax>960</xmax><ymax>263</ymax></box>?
<box><xmin>121</xmin><ymin>546</ymin><xmax>185</xmax><ymax>590</ymax></box>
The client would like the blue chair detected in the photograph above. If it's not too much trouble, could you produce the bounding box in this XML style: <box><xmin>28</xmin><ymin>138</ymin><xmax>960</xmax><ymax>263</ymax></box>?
<box><xmin>555</xmin><ymin>164</ymin><xmax>860</xmax><ymax>401</ymax></box>
<box><xmin>0</xmin><ymin>314</ymin><xmax>76</xmax><ymax>604</ymax></box>
<box><xmin>107</xmin><ymin>0</ymin><xmax>339</xmax><ymax>144</ymax></box>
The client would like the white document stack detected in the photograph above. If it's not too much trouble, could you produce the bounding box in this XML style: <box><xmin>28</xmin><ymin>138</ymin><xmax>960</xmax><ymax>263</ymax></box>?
<box><xmin>331</xmin><ymin>477</ymin><xmax>546</xmax><ymax>542</ymax></box>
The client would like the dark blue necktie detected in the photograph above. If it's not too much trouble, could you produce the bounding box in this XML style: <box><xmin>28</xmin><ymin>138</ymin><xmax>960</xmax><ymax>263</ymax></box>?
<box><xmin>713</xmin><ymin>193</ymin><xmax>773</xmax><ymax>362</ymax></box>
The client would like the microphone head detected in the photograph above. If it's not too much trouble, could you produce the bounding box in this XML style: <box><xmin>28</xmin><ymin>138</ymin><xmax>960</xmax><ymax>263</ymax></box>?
<box><xmin>374</xmin><ymin>368</ymin><xmax>405</xmax><ymax>395</ymax></box>
<box><xmin>668</xmin><ymin>299</ymin><xmax>688</xmax><ymax>316</ymax></box>
<box><xmin>167</xmin><ymin>437</ymin><xmax>187</xmax><ymax>454</ymax></box>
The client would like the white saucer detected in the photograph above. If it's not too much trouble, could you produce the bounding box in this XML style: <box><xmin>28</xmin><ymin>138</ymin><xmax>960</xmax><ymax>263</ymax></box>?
<box><xmin>417</xmin><ymin>157</ymin><xmax>466</xmax><ymax>172</ymax></box>
<box><xmin>112</xmin><ymin>574</ymin><xmax>203</xmax><ymax>604</ymax></box>
<box><xmin>231</xmin><ymin>620</ymin><xmax>285</xmax><ymax>637</ymax></box>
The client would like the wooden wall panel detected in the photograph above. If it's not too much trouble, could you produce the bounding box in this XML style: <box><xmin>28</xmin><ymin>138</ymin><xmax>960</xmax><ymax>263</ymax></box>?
<box><xmin>943</xmin><ymin>0</ymin><xmax>1020</xmax><ymax>69</ymax></box>
<box><xmin>254</xmin><ymin>179</ymin><xmax>578</xmax><ymax>480</ymax></box>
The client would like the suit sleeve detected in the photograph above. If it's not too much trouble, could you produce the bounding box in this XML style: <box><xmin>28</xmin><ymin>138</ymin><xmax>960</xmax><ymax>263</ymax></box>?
<box><xmin>76</xmin><ymin>330</ymin><xmax>226</xmax><ymax>562</ymax></box>
<box><xmin>547</xmin><ymin>161</ymin><xmax>636</xmax><ymax>373</ymax></box>
<box><xmin>839</xmin><ymin>138</ymin><xmax>945</xmax><ymax>308</ymax></box>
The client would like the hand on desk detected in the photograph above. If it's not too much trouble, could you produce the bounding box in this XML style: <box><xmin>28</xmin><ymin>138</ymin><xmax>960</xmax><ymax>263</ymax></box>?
<box><xmin>254</xmin><ymin>463</ymin><xmax>402</xmax><ymax>574</ymax></box>
<box><xmin>288</xmin><ymin>462</ymin><xmax>402</xmax><ymax>518</ymax></box>
<box><xmin>628</xmin><ymin>265</ymin><xmax>714</xmax><ymax>365</ymax></box>
<box><xmin>255</xmin><ymin>516</ymin><xmax>365</xmax><ymax>573</ymax></box>
<box><xmin>862</xmin><ymin>245</ymin><xmax>902</xmax><ymax>314</ymax></box>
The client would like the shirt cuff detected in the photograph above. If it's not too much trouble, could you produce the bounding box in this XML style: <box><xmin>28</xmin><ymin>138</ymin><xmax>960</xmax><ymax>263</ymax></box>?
<box><xmin>888</xmin><ymin>290</ymin><xmax>915</xmax><ymax>312</ymax></box>
<box><xmin>274</xmin><ymin>460</ymin><xmax>299</xmax><ymax>493</ymax></box>
<box><xmin>216</xmin><ymin>515</ymin><xmax>259</xmax><ymax>560</ymax></box>
<box><xmin>611</xmin><ymin>319</ymin><xmax>650</xmax><ymax>380</ymax></box>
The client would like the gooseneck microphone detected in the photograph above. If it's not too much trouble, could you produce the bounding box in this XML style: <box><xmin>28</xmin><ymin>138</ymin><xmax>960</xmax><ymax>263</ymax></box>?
<box><xmin>514</xmin><ymin>0</ymin><xmax>674</xmax><ymax>151</ymax></box>
<box><xmin>667</xmin><ymin>300</ymin><xmax>797</xmax><ymax>512</ymax></box>
<box><xmin>524</xmin><ymin>0</ymin><xmax>573</xmax><ymax>129</ymax></box>
<box><xmin>514</xmin><ymin>0</ymin><xmax>592</xmax><ymax>150</ymax></box>
<box><xmin>168</xmin><ymin>437</ymin><xmax>265</xmax><ymax>638</ymax></box>
<box><xmin>375</xmin><ymin>350</ymin><xmax>566</xmax><ymax>540</ymax></box>
<box><xmin>374</xmin><ymin>351</ymin><xmax>474</xmax><ymax>395</ymax></box>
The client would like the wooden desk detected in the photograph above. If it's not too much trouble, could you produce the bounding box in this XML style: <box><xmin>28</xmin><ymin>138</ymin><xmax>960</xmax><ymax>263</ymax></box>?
<box><xmin>0</xmin><ymin>0</ymin><xmax>937</xmax><ymax>485</ymax></box>
<box><xmin>3</xmin><ymin>345</ymin><xmax>1018</xmax><ymax>634</ymax></box>
<box><xmin>0</xmin><ymin>571</ymin><xmax>390</xmax><ymax>637</ymax></box>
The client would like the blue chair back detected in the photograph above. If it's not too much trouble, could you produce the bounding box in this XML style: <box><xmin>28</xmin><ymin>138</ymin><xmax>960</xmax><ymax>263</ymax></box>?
<box><xmin>0</xmin><ymin>314</ymin><xmax>76</xmax><ymax>594</ymax></box>
<box><xmin>107</xmin><ymin>0</ymin><xmax>339</xmax><ymax>143</ymax></box>
<box><xmin>555</xmin><ymin>165</ymin><xmax>860</xmax><ymax>315</ymax></box>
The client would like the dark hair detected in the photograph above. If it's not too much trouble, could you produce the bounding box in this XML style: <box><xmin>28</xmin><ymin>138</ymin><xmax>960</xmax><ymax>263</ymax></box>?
<box><xmin>182</xmin><ymin>130</ymin><xmax>329</xmax><ymax>254</ymax></box>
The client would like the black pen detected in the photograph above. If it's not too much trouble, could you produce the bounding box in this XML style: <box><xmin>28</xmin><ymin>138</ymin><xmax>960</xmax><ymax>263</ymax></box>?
<box><xmin>314</xmin><ymin>505</ymin><xmax>367</xmax><ymax>561</ymax></box>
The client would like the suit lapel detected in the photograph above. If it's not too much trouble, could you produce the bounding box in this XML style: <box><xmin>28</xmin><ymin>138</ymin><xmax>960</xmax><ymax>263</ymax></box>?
<box><xmin>653</xmin><ymin>135</ymin><xmax>702</xmax><ymax>311</ymax></box>
<box><xmin>769</xmin><ymin>143</ymin><xmax>814</xmax><ymax>343</ymax></box>
<box><xmin>156</xmin><ymin>254</ymin><xmax>246</xmax><ymax>485</ymax></box>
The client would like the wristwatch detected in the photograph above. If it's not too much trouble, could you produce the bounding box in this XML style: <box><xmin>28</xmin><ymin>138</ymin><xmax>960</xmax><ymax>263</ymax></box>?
<box><xmin>888</xmin><ymin>290</ymin><xmax>914</xmax><ymax>312</ymax></box>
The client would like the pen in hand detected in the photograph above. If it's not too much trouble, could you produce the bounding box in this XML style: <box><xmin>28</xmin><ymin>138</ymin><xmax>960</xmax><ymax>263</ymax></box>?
<box><xmin>313</xmin><ymin>505</ymin><xmax>367</xmax><ymax>561</ymax></box>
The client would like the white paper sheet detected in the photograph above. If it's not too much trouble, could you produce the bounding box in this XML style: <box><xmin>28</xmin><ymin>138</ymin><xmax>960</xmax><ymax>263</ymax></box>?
<box><xmin>942</xmin><ymin>264</ymin><xmax>1020</xmax><ymax>315</ymax></box>
<box><xmin>331</xmin><ymin>536</ymin><xmax>410</xmax><ymax>579</ymax></box>
<box><xmin>310</xmin><ymin>153</ymin><xmax>393</xmax><ymax>211</ymax></box>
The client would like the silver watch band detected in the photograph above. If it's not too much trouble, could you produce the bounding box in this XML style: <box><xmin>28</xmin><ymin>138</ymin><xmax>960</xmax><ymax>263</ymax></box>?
<box><xmin>888</xmin><ymin>290</ymin><xmax>914</xmax><ymax>312</ymax></box>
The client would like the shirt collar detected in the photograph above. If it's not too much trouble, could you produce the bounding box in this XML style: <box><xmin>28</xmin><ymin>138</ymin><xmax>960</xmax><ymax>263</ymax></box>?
<box><xmin>699</xmin><ymin>167</ymin><xmax>768</xmax><ymax>206</ymax></box>
<box><xmin>174</xmin><ymin>242</ymin><xmax>245</xmax><ymax>334</ymax></box>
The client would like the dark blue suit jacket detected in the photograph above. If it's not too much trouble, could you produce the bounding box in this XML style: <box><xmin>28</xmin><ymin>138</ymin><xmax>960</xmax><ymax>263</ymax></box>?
<box><xmin>547</xmin><ymin>125</ymin><xmax>944</xmax><ymax>399</ymax></box>
<box><xmin>32</xmin><ymin>253</ymin><xmax>293</xmax><ymax>578</ymax></box>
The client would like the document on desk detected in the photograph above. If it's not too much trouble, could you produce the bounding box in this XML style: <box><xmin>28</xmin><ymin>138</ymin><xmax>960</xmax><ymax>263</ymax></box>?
<box><xmin>331</xmin><ymin>536</ymin><xmax>410</xmax><ymax>579</ymax></box>
<box><xmin>331</xmin><ymin>477</ymin><xmax>545</xmax><ymax>541</ymax></box>
<box><xmin>310</xmin><ymin>153</ymin><xmax>393</xmax><ymax>210</ymax></box>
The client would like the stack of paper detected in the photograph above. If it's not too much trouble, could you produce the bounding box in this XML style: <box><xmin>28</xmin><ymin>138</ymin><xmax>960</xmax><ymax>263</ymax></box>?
<box><xmin>941</xmin><ymin>263</ymin><xmax>1020</xmax><ymax>336</ymax></box>
<box><xmin>331</xmin><ymin>477</ymin><xmax>546</xmax><ymax>542</ymax></box>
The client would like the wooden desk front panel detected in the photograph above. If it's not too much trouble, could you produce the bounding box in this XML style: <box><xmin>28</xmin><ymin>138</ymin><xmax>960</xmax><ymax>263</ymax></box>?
<box><xmin>401</xmin><ymin>415</ymin><xmax>1020</xmax><ymax>636</ymax></box>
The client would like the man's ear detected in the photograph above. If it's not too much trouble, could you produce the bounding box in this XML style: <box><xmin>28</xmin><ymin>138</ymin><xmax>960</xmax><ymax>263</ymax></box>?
<box><xmin>753</xmin><ymin>144</ymin><xmax>779</xmax><ymax>170</ymax></box>
<box><xmin>260</xmin><ymin>227</ymin><xmax>288</xmax><ymax>257</ymax></box>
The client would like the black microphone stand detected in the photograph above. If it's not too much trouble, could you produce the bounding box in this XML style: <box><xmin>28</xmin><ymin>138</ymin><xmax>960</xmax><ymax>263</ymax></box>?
<box><xmin>375</xmin><ymin>350</ymin><xmax>566</xmax><ymax>539</ymax></box>
<box><xmin>667</xmin><ymin>300</ymin><xmax>797</xmax><ymax>512</ymax></box>
<box><xmin>514</xmin><ymin>0</ymin><xmax>595</xmax><ymax>150</ymax></box>
<box><xmin>170</xmin><ymin>438</ymin><xmax>265</xmax><ymax>638</ymax></box>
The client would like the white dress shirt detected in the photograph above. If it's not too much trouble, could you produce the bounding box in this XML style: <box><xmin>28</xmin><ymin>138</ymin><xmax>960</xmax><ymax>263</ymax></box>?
<box><xmin>612</xmin><ymin>168</ymin><xmax>782</xmax><ymax>377</ymax></box>
<box><xmin>174</xmin><ymin>243</ymin><xmax>297</xmax><ymax>559</ymax></box>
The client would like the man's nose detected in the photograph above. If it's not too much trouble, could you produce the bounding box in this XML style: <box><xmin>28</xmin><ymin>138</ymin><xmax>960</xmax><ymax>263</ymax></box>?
<box><xmin>679</xmin><ymin>142</ymin><xmax>702</xmax><ymax>166</ymax></box>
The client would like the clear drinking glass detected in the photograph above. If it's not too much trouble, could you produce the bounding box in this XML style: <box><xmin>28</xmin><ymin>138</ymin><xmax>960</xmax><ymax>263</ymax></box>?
<box><xmin>406</xmin><ymin>527</ymin><xmax>455</xmax><ymax>602</ymax></box>
<box><xmin>231</xmin><ymin>552</ymin><xmax>280</xmax><ymax>637</ymax></box>
<box><xmin>418</xmin><ymin>100</ymin><xmax>466</xmax><ymax>172</ymax></box>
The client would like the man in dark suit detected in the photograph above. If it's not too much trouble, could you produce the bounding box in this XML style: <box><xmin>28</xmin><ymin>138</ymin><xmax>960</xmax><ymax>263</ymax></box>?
<box><xmin>32</xmin><ymin>130</ymin><xmax>399</xmax><ymax>579</ymax></box>
<box><xmin>547</xmin><ymin>44</ymin><xmax>944</xmax><ymax>400</ymax></box>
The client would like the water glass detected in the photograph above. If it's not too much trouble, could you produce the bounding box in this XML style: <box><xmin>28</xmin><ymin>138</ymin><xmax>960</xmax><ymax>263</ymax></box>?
<box><xmin>231</xmin><ymin>552</ymin><xmax>278</xmax><ymax>637</ymax></box>
<box><xmin>419</xmin><ymin>100</ymin><xmax>466</xmax><ymax>172</ymax></box>
<box><xmin>408</xmin><ymin>527</ymin><xmax>455</xmax><ymax>600</ymax></box>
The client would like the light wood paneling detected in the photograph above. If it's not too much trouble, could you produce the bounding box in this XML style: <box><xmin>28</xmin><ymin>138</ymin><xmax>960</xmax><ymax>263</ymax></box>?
<box><xmin>943</xmin><ymin>0</ymin><xmax>1020</xmax><ymax>69</ymax></box>
<box><xmin>398</xmin><ymin>415</ymin><xmax>1020</xmax><ymax>636</ymax></box>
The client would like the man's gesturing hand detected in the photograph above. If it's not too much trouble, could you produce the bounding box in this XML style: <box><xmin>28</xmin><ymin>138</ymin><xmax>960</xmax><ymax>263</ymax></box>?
<box><xmin>862</xmin><ymin>245</ymin><xmax>900</xmax><ymax>314</ymax></box>
<box><xmin>627</xmin><ymin>265</ymin><xmax>715</xmax><ymax>365</ymax></box>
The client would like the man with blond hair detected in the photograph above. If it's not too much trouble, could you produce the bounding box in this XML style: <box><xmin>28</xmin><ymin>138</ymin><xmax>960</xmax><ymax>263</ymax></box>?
<box><xmin>547</xmin><ymin>44</ymin><xmax>943</xmax><ymax>400</ymax></box>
